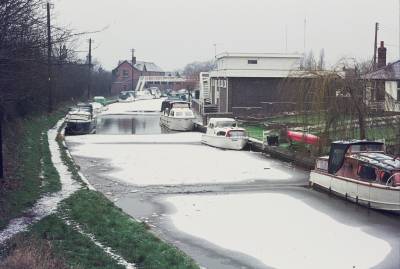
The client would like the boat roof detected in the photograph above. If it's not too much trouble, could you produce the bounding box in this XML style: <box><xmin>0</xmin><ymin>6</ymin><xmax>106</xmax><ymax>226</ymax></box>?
<box><xmin>349</xmin><ymin>152</ymin><xmax>400</xmax><ymax>170</ymax></box>
<box><xmin>209</xmin><ymin>118</ymin><xmax>236</xmax><ymax>123</ymax></box>
<box><xmin>332</xmin><ymin>140</ymin><xmax>384</xmax><ymax>146</ymax></box>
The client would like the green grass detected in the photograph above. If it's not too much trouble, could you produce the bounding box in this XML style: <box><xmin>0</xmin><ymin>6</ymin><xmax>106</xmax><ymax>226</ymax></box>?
<box><xmin>240</xmin><ymin>123</ymin><xmax>266</xmax><ymax>141</ymax></box>
<box><xmin>59</xmin><ymin>190</ymin><xmax>199</xmax><ymax>269</ymax></box>
<box><xmin>0</xmin><ymin>110</ymin><xmax>66</xmax><ymax>229</ymax></box>
<box><xmin>3</xmin><ymin>214</ymin><xmax>125</xmax><ymax>269</ymax></box>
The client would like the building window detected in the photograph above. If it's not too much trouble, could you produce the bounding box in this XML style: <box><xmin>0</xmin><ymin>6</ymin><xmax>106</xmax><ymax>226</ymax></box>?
<box><xmin>122</xmin><ymin>70</ymin><xmax>129</xmax><ymax>78</ymax></box>
<box><xmin>248</xmin><ymin>59</ymin><xmax>258</xmax><ymax>64</ymax></box>
<box><xmin>397</xmin><ymin>81</ymin><xmax>400</xmax><ymax>101</ymax></box>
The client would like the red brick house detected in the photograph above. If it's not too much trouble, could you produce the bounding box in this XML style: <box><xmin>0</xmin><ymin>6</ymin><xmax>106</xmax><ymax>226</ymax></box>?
<box><xmin>111</xmin><ymin>56</ymin><xmax>164</xmax><ymax>94</ymax></box>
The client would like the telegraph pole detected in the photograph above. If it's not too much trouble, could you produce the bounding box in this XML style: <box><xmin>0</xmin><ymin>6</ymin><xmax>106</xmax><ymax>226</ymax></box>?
<box><xmin>46</xmin><ymin>2</ymin><xmax>52</xmax><ymax>113</ymax></box>
<box><xmin>131</xmin><ymin>48</ymin><xmax>135</xmax><ymax>91</ymax></box>
<box><xmin>373</xmin><ymin>22</ymin><xmax>379</xmax><ymax>69</ymax></box>
<box><xmin>87</xmin><ymin>38</ymin><xmax>92</xmax><ymax>100</ymax></box>
<box><xmin>303</xmin><ymin>18</ymin><xmax>307</xmax><ymax>53</ymax></box>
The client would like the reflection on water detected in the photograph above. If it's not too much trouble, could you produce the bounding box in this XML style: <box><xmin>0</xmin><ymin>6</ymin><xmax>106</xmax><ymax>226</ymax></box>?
<box><xmin>96</xmin><ymin>114</ymin><xmax>171</xmax><ymax>135</ymax></box>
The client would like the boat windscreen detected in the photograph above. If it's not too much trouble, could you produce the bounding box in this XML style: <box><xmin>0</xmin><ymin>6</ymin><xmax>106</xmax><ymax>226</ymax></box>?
<box><xmin>119</xmin><ymin>93</ymin><xmax>128</xmax><ymax>100</ymax></box>
<box><xmin>350</xmin><ymin>144</ymin><xmax>384</xmax><ymax>153</ymax></box>
<box><xmin>172</xmin><ymin>103</ymin><xmax>190</xmax><ymax>109</ymax></box>
<box><xmin>328</xmin><ymin>143</ymin><xmax>349</xmax><ymax>174</ymax></box>
<box><xmin>216</xmin><ymin>121</ymin><xmax>237</xmax><ymax>128</ymax></box>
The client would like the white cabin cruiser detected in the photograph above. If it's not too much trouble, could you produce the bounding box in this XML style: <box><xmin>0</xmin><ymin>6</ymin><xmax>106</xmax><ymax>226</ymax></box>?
<box><xmin>310</xmin><ymin>140</ymin><xmax>400</xmax><ymax>212</ymax></box>
<box><xmin>160</xmin><ymin>100</ymin><xmax>194</xmax><ymax>131</ymax></box>
<box><xmin>136</xmin><ymin>89</ymin><xmax>154</xmax><ymax>100</ymax></box>
<box><xmin>118</xmin><ymin>91</ymin><xmax>135</xmax><ymax>102</ymax></box>
<box><xmin>201</xmin><ymin>118</ymin><xmax>248</xmax><ymax>150</ymax></box>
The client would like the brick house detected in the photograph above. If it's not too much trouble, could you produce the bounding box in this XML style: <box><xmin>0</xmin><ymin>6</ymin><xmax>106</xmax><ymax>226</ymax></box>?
<box><xmin>111</xmin><ymin>55</ymin><xmax>164</xmax><ymax>95</ymax></box>
<box><xmin>207</xmin><ymin>52</ymin><xmax>303</xmax><ymax>117</ymax></box>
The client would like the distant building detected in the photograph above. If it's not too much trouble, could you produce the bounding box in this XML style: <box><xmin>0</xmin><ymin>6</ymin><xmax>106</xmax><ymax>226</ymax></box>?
<box><xmin>207</xmin><ymin>52</ymin><xmax>302</xmax><ymax>117</ymax></box>
<box><xmin>364</xmin><ymin>42</ymin><xmax>400</xmax><ymax>112</ymax></box>
<box><xmin>111</xmin><ymin>53</ymin><xmax>164</xmax><ymax>94</ymax></box>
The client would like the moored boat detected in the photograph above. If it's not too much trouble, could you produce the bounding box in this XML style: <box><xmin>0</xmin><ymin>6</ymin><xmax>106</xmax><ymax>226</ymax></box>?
<box><xmin>65</xmin><ymin>104</ymin><xmax>96</xmax><ymax>135</ymax></box>
<box><xmin>118</xmin><ymin>91</ymin><xmax>135</xmax><ymax>102</ymax></box>
<box><xmin>310</xmin><ymin>140</ymin><xmax>400</xmax><ymax>212</ymax></box>
<box><xmin>201</xmin><ymin>118</ymin><xmax>248</xmax><ymax>150</ymax></box>
<box><xmin>136</xmin><ymin>89</ymin><xmax>154</xmax><ymax>100</ymax></box>
<box><xmin>160</xmin><ymin>100</ymin><xmax>194</xmax><ymax>131</ymax></box>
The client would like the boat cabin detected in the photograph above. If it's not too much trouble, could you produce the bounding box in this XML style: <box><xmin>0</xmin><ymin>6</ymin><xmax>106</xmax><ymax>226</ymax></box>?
<box><xmin>161</xmin><ymin>100</ymin><xmax>190</xmax><ymax>113</ymax></box>
<box><xmin>206</xmin><ymin>118</ymin><xmax>247</xmax><ymax>137</ymax></box>
<box><xmin>316</xmin><ymin>141</ymin><xmax>400</xmax><ymax>187</ymax></box>
<box><xmin>207</xmin><ymin>118</ymin><xmax>238</xmax><ymax>129</ymax></box>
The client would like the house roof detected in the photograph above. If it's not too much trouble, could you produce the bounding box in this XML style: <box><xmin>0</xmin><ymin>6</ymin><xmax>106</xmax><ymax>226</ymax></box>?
<box><xmin>114</xmin><ymin>60</ymin><xmax>164</xmax><ymax>73</ymax></box>
<box><xmin>216</xmin><ymin>52</ymin><xmax>303</xmax><ymax>60</ymax></box>
<box><xmin>363</xmin><ymin>60</ymin><xmax>400</xmax><ymax>80</ymax></box>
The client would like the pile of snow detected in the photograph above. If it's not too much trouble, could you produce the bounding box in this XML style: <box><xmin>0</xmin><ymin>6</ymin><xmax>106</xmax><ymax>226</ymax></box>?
<box><xmin>165</xmin><ymin>193</ymin><xmax>391</xmax><ymax>269</ymax></box>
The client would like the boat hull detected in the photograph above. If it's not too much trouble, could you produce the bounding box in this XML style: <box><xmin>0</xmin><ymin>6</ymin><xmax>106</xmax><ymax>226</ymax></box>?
<box><xmin>310</xmin><ymin>171</ymin><xmax>400</xmax><ymax>212</ymax></box>
<box><xmin>201</xmin><ymin>135</ymin><xmax>248</xmax><ymax>150</ymax></box>
<box><xmin>160</xmin><ymin>115</ymin><xmax>194</xmax><ymax>131</ymax></box>
<box><xmin>65</xmin><ymin>121</ymin><xmax>96</xmax><ymax>135</ymax></box>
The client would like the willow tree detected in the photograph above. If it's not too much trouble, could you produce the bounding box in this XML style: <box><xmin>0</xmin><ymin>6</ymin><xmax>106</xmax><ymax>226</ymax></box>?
<box><xmin>279</xmin><ymin>60</ymin><xmax>379</xmax><ymax>147</ymax></box>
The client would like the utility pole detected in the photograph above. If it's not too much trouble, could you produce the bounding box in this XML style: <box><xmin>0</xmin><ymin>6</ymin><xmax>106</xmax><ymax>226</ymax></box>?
<box><xmin>303</xmin><ymin>18</ymin><xmax>307</xmax><ymax>53</ymax></box>
<box><xmin>373</xmin><ymin>22</ymin><xmax>379</xmax><ymax>69</ymax></box>
<box><xmin>131</xmin><ymin>48</ymin><xmax>135</xmax><ymax>91</ymax></box>
<box><xmin>87</xmin><ymin>38</ymin><xmax>92</xmax><ymax>100</ymax></box>
<box><xmin>285</xmin><ymin>24</ymin><xmax>288</xmax><ymax>53</ymax></box>
<box><xmin>213</xmin><ymin>43</ymin><xmax>217</xmax><ymax>59</ymax></box>
<box><xmin>46</xmin><ymin>2</ymin><xmax>52</xmax><ymax>113</ymax></box>
<box><xmin>0</xmin><ymin>109</ymin><xmax>3</xmax><ymax>179</ymax></box>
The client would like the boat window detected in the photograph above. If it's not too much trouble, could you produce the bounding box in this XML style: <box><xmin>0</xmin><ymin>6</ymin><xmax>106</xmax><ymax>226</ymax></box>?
<box><xmin>216</xmin><ymin>121</ymin><xmax>237</xmax><ymax>128</ymax></box>
<box><xmin>357</xmin><ymin>165</ymin><xmax>377</xmax><ymax>181</ymax></box>
<box><xmin>350</xmin><ymin>144</ymin><xmax>384</xmax><ymax>153</ymax></box>
<box><xmin>217</xmin><ymin>131</ymin><xmax>226</xmax><ymax>136</ymax></box>
<box><xmin>227</xmin><ymin>130</ymin><xmax>246</xmax><ymax>138</ymax></box>
<box><xmin>379</xmin><ymin>171</ymin><xmax>391</xmax><ymax>184</ymax></box>
<box><xmin>170</xmin><ymin>111</ymin><xmax>174</xmax><ymax>116</ymax></box>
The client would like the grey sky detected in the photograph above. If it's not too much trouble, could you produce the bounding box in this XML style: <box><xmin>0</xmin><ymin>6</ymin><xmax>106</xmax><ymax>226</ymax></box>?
<box><xmin>55</xmin><ymin>0</ymin><xmax>400</xmax><ymax>71</ymax></box>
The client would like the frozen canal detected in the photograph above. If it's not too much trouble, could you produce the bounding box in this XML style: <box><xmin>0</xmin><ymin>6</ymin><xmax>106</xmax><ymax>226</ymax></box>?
<box><xmin>66</xmin><ymin>99</ymin><xmax>400</xmax><ymax>269</ymax></box>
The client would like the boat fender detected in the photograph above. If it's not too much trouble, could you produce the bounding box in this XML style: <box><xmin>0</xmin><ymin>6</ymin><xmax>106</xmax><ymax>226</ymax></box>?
<box><xmin>393</xmin><ymin>174</ymin><xmax>400</xmax><ymax>187</ymax></box>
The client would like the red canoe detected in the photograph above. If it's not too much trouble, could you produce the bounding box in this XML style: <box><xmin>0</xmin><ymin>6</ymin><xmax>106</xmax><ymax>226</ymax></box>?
<box><xmin>287</xmin><ymin>130</ymin><xmax>320</xmax><ymax>145</ymax></box>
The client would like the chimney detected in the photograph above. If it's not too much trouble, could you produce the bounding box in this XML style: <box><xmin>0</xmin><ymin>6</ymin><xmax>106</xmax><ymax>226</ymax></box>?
<box><xmin>131</xmin><ymin>49</ymin><xmax>136</xmax><ymax>65</ymax></box>
<box><xmin>377</xmin><ymin>41</ymin><xmax>387</xmax><ymax>68</ymax></box>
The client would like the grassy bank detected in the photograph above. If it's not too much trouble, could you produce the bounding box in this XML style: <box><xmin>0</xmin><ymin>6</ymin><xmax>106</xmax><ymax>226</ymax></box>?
<box><xmin>0</xmin><ymin>110</ymin><xmax>66</xmax><ymax>230</ymax></box>
<box><xmin>60</xmin><ymin>190</ymin><xmax>199</xmax><ymax>269</ymax></box>
<box><xmin>1</xmin><ymin>215</ymin><xmax>125</xmax><ymax>269</ymax></box>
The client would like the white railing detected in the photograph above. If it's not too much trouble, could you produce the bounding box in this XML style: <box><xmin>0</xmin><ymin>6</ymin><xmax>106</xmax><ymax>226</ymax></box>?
<box><xmin>134</xmin><ymin>76</ymin><xmax>187</xmax><ymax>91</ymax></box>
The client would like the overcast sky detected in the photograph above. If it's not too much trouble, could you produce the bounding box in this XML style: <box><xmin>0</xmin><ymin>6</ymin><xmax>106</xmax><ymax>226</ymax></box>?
<box><xmin>55</xmin><ymin>0</ymin><xmax>400</xmax><ymax>71</ymax></box>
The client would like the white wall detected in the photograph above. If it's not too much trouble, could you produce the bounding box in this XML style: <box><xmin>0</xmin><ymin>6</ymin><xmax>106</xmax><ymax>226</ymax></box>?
<box><xmin>212</xmin><ymin>53</ymin><xmax>302</xmax><ymax>78</ymax></box>
<box><xmin>385</xmin><ymin>81</ymin><xmax>400</xmax><ymax>112</ymax></box>
<box><xmin>217</xmin><ymin>56</ymin><xmax>301</xmax><ymax>71</ymax></box>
